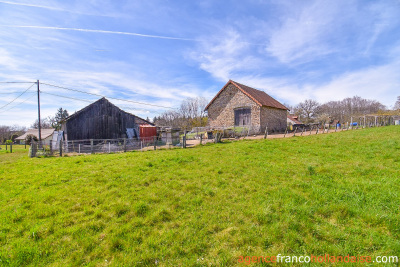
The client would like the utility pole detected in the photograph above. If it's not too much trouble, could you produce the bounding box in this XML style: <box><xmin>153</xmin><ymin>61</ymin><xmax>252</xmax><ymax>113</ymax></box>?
<box><xmin>37</xmin><ymin>80</ymin><xmax>41</xmax><ymax>141</ymax></box>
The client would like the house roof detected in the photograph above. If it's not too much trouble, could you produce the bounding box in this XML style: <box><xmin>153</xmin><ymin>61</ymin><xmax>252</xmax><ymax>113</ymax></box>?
<box><xmin>287</xmin><ymin>115</ymin><xmax>302</xmax><ymax>124</ymax></box>
<box><xmin>205</xmin><ymin>80</ymin><xmax>289</xmax><ymax>110</ymax></box>
<box><xmin>15</xmin><ymin>128</ymin><xmax>55</xmax><ymax>140</ymax></box>
<box><xmin>64</xmin><ymin>97</ymin><xmax>154</xmax><ymax>125</ymax></box>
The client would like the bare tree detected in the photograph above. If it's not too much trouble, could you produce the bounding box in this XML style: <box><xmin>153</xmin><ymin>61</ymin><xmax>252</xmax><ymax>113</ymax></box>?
<box><xmin>318</xmin><ymin>96</ymin><xmax>386</xmax><ymax>122</ymax></box>
<box><xmin>0</xmin><ymin>125</ymin><xmax>26</xmax><ymax>143</ymax></box>
<box><xmin>294</xmin><ymin>99</ymin><xmax>320</xmax><ymax>123</ymax></box>
<box><xmin>394</xmin><ymin>96</ymin><xmax>400</xmax><ymax>110</ymax></box>
<box><xmin>0</xmin><ymin>125</ymin><xmax>10</xmax><ymax>143</ymax></box>
<box><xmin>154</xmin><ymin>97</ymin><xmax>209</xmax><ymax>129</ymax></box>
<box><xmin>31</xmin><ymin>117</ymin><xmax>52</xmax><ymax>129</ymax></box>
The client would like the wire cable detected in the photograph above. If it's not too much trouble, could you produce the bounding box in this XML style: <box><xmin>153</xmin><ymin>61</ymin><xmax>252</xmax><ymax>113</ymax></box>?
<box><xmin>40</xmin><ymin>91</ymin><xmax>94</xmax><ymax>103</ymax></box>
<box><xmin>0</xmin><ymin>83</ymin><xmax>35</xmax><ymax>110</ymax></box>
<box><xmin>0</xmin><ymin>91</ymin><xmax>36</xmax><ymax>94</ymax></box>
<box><xmin>0</xmin><ymin>93</ymin><xmax>36</xmax><ymax>114</ymax></box>
<box><xmin>40</xmin><ymin>82</ymin><xmax>174</xmax><ymax>109</ymax></box>
<box><xmin>0</xmin><ymin>82</ymin><xmax>36</xmax><ymax>84</ymax></box>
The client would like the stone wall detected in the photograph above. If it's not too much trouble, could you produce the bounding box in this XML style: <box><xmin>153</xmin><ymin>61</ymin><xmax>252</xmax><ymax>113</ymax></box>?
<box><xmin>260</xmin><ymin>106</ymin><xmax>287</xmax><ymax>132</ymax></box>
<box><xmin>207</xmin><ymin>84</ymin><xmax>260</xmax><ymax>127</ymax></box>
<box><xmin>207</xmin><ymin>84</ymin><xmax>287</xmax><ymax>132</ymax></box>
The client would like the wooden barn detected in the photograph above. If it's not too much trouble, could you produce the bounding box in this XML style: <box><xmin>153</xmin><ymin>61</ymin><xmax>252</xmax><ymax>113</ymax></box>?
<box><xmin>61</xmin><ymin>97</ymin><xmax>154</xmax><ymax>141</ymax></box>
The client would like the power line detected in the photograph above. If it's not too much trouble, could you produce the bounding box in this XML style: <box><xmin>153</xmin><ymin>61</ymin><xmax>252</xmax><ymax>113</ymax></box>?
<box><xmin>0</xmin><ymin>83</ymin><xmax>35</xmax><ymax>110</ymax></box>
<box><xmin>40</xmin><ymin>91</ymin><xmax>94</xmax><ymax>103</ymax></box>
<box><xmin>0</xmin><ymin>93</ymin><xmax>36</xmax><ymax>114</ymax></box>
<box><xmin>0</xmin><ymin>82</ymin><xmax>36</xmax><ymax>84</ymax></box>
<box><xmin>0</xmin><ymin>91</ymin><xmax>36</xmax><ymax>94</ymax></box>
<box><xmin>41</xmin><ymin>82</ymin><xmax>175</xmax><ymax>109</ymax></box>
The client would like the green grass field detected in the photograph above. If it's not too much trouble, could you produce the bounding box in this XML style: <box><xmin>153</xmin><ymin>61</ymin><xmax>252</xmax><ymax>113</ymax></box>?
<box><xmin>0</xmin><ymin>127</ymin><xmax>399</xmax><ymax>266</ymax></box>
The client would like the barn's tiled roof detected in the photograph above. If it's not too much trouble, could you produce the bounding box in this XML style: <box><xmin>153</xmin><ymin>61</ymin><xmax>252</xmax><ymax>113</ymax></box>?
<box><xmin>15</xmin><ymin>128</ymin><xmax>55</xmax><ymax>140</ymax></box>
<box><xmin>287</xmin><ymin>115</ymin><xmax>302</xmax><ymax>124</ymax></box>
<box><xmin>205</xmin><ymin>80</ymin><xmax>288</xmax><ymax>110</ymax></box>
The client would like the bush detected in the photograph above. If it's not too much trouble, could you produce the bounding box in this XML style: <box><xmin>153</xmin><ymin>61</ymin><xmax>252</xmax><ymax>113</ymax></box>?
<box><xmin>5</xmin><ymin>140</ymin><xmax>12</xmax><ymax>145</ymax></box>
<box><xmin>25</xmin><ymin>134</ymin><xmax>38</xmax><ymax>145</ymax></box>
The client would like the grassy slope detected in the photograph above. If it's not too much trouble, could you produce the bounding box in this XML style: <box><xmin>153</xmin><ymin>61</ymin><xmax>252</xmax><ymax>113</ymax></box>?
<box><xmin>0</xmin><ymin>127</ymin><xmax>399</xmax><ymax>266</ymax></box>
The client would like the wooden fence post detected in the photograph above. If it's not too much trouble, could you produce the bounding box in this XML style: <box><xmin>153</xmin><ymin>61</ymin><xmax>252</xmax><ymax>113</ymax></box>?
<box><xmin>10</xmin><ymin>143</ymin><xmax>12</xmax><ymax>153</ymax></box>
<box><xmin>29</xmin><ymin>142</ymin><xmax>36</xmax><ymax>158</ymax></box>
<box><xmin>5</xmin><ymin>144</ymin><xmax>7</xmax><ymax>150</ymax></box>
<box><xmin>293</xmin><ymin>127</ymin><xmax>297</xmax><ymax>137</ymax></box>
<box><xmin>200</xmin><ymin>135</ymin><xmax>203</xmax><ymax>145</ymax></box>
<box><xmin>264</xmin><ymin>127</ymin><xmax>268</xmax><ymax>139</ymax></box>
<box><xmin>153</xmin><ymin>136</ymin><xmax>157</xmax><ymax>150</ymax></box>
<box><xmin>183</xmin><ymin>136</ymin><xmax>186</xmax><ymax>148</ymax></box>
<box><xmin>90</xmin><ymin>139</ymin><xmax>94</xmax><ymax>154</ymax></box>
<box><xmin>284</xmin><ymin>128</ymin><xmax>288</xmax><ymax>137</ymax></box>
<box><xmin>59</xmin><ymin>140</ymin><xmax>63</xmax><ymax>157</ymax></box>
<box><xmin>123</xmin><ymin>138</ymin><xmax>127</xmax><ymax>152</ymax></box>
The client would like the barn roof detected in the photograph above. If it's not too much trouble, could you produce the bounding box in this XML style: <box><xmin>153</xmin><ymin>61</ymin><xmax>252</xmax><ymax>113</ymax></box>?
<box><xmin>64</xmin><ymin>97</ymin><xmax>154</xmax><ymax>125</ymax></box>
<box><xmin>287</xmin><ymin>115</ymin><xmax>302</xmax><ymax>124</ymax></box>
<box><xmin>205</xmin><ymin>80</ymin><xmax>289</xmax><ymax>110</ymax></box>
<box><xmin>15</xmin><ymin>128</ymin><xmax>55</xmax><ymax>140</ymax></box>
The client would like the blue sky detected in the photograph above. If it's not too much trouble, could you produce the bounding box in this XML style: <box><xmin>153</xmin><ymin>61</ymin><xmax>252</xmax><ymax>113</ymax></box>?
<box><xmin>0</xmin><ymin>0</ymin><xmax>399</xmax><ymax>127</ymax></box>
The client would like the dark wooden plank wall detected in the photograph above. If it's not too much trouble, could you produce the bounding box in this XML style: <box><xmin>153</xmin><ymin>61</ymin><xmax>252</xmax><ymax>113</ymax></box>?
<box><xmin>64</xmin><ymin>98</ymin><xmax>147</xmax><ymax>140</ymax></box>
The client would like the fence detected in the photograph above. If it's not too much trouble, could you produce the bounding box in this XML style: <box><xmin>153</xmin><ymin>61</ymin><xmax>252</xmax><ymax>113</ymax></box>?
<box><xmin>184</xmin><ymin>125</ymin><xmax>269</xmax><ymax>140</ymax></box>
<box><xmin>28</xmin><ymin>121</ymin><xmax>398</xmax><ymax>157</ymax></box>
<box><xmin>29</xmin><ymin>136</ymin><xmax>181</xmax><ymax>158</ymax></box>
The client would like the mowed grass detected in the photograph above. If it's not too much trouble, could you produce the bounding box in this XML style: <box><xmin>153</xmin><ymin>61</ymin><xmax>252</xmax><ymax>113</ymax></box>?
<box><xmin>0</xmin><ymin>127</ymin><xmax>399</xmax><ymax>266</ymax></box>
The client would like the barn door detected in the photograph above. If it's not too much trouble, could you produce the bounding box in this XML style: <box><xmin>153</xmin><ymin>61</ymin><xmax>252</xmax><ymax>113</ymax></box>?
<box><xmin>234</xmin><ymin>108</ymin><xmax>251</xmax><ymax>126</ymax></box>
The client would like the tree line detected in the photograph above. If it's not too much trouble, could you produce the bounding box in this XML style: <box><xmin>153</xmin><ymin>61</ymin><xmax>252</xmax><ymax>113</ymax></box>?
<box><xmin>1</xmin><ymin>95</ymin><xmax>399</xmax><ymax>143</ymax></box>
<box><xmin>153</xmin><ymin>97</ymin><xmax>208</xmax><ymax>129</ymax></box>
<box><xmin>292</xmin><ymin>96</ymin><xmax>400</xmax><ymax>124</ymax></box>
<box><xmin>0</xmin><ymin>108</ymin><xmax>69</xmax><ymax>144</ymax></box>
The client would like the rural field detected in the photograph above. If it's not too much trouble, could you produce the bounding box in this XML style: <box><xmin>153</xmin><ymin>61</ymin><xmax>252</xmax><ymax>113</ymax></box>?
<box><xmin>0</xmin><ymin>126</ymin><xmax>399</xmax><ymax>266</ymax></box>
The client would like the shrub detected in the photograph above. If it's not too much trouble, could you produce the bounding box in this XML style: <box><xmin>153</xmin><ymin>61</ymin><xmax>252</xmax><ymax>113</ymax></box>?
<box><xmin>25</xmin><ymin>134</ymin><xmax>38</xmax><ymax>145</ymax></box>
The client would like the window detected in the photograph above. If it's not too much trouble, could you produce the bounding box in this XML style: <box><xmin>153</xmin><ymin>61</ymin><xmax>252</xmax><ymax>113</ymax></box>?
<box><xmin>234</xmin><ymin>108</ymin><xmax>251</xmax><ymax>126</ymax></box>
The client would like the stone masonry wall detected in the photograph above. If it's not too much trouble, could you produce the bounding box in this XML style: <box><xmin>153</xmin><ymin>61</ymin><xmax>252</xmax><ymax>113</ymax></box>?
<box><xmin>207</xmin><ymin>84</ymin><xmax>260</xmax><ymax>127</ymax></box>
<box><xmin>260</xmin><ymin>106</ymin><xmax>287</xmax><ymax>132</ymax></box>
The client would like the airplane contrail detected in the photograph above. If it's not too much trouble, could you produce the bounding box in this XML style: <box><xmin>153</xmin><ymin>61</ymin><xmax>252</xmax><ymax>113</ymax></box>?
<box><xmin>0</xmin><ymin>25</ymin><xmax>198</xmax><ymax>41</ymax></box>
<box><xmin>0</xmin><ymin>0</ymin><xmax>72</xmax><ymax>12</ymax></box>
<box><xmin>0</xmin><ymin>0</ymin><xmax>117</xmax><ymax>17</ymax></box>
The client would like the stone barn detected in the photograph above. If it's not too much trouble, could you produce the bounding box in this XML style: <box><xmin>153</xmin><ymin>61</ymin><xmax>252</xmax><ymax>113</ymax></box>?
<box><xmin>61</xmin><ymin>97</ymin><xmax>153</xmax><ymax>141</ymax></box>
<box><xmin>205</xmin><ymin>80</ymin><xmax>288</xmax><ymax>132</ymax></box>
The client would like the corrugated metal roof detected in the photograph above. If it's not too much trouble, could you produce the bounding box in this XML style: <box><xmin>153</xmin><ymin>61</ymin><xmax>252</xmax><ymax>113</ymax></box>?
<box><xmin>64</xmin><ymin>97</ymin><xmax>154</xmax><ymax>125</ymax></box>
<box><xmin>205</xmin><ymin>80</ymin><xmax>288</xmax><ymax>110</ymax></box>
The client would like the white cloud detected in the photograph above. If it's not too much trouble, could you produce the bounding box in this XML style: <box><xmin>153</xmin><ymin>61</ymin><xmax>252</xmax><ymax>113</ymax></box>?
<box><xmin>0</xmin><ymin>48</ymin><xmax>20</xmax><ymax>70</ymax></box>
<box><xmin>265</xmin><ymin>1</ymin><xmax>342</xmax><ymax>64</ymax></box>
<box><xmin>235</xmin><ymin>59</ymin><xmax>400</xmax><ymax>108</ymax></box>
<box><xmin>190</xmin><ymin>29</ymin><xmax>264</xmax><ymax>81</ymax></box>
<box><xmin>312</xmin><ymin>61</ymin><xmax>400</xmax><ymax>106</ymax></box>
